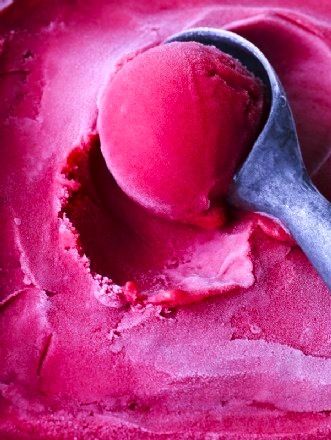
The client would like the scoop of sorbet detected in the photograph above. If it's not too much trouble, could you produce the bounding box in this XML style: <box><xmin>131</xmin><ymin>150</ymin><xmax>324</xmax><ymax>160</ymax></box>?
<box><xmin>98</xmin><ymin>42</ymin><xmax>265</xmax><ymax>227</ymax></box>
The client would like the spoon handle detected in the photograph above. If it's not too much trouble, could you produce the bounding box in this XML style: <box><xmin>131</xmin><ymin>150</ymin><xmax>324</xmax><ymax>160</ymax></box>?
<box><xmin>231</xmin><ymin>94</ymin><xmax>331</xmax><ymax>291</ymax></box>
<box><xmin>278</xmin><ymin>179</ymin><xmax>331</xmax><ymax>290</ymax></box>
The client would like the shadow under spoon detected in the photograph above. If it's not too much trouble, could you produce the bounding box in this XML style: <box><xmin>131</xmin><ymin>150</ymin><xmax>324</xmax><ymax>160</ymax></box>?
<box><xmin>166</xmin><ymin>27</ymin><xmax>331</xmax><ymax>290</ymax></box>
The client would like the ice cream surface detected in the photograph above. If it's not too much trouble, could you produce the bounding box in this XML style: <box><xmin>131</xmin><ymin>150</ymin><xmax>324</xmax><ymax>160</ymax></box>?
<box><xmin>98</xmin><ymin>41</ymin><xmax>265</xmax><ymax>225</ymax></box>
<box><xmin>1</xmin><ymin>1</ymin><xmax>331</xmax><ymax>439</ymax></box>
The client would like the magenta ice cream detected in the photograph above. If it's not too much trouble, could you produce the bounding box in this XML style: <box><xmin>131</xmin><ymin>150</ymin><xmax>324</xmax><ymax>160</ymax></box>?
<box><xmin>0</xmin><ymin>1</ymin><xmax>331</xmax><ymax>439</ymax></box>
<box><xmin>98</xmin><ymin>41</ymin><xmax>265</xmax><ymax>227</ymax></box>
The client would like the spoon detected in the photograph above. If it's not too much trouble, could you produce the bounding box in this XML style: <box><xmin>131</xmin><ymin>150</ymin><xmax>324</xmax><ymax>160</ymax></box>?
<box><xmin>166</xmin><ymin>27</ymin><xmax>331</xmax><ymax>290</ymax></box>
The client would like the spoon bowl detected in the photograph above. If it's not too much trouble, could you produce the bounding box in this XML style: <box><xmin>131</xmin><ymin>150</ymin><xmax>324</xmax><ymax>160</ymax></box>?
<box><xmin>166</xmin><ymin>28</ymin><xmax>331</xmax><ymax>290</ymax></box>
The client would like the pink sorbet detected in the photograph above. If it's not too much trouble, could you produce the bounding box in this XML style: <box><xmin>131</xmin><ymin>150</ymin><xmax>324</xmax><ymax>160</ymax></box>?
<box><xmin>0</xmin><ymin>1</ymin><xmax>331</xmax><ymax>439</ymax></box>
<box><xmin>98</xmin><ymin>41</ymin><xmax>265</xmax><ymax>226</ymax></box>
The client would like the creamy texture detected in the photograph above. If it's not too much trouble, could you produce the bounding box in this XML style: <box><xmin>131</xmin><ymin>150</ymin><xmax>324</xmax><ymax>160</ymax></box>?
<box><xmin>98</xmin><ymin>41</ymin><xmax>265</xmax><ymax>225</ymax></box>
<box><xmin>1</xmin><ymin>1</ymin><xmax>331</xmax><ymax>439</ymax></box>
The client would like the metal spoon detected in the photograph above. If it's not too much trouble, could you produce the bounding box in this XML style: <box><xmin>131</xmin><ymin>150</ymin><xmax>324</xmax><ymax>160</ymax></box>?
<box><xmin>166</xmin><ymin>28</ymin><xmax>331</xmax><ymax>290</ymax></box>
